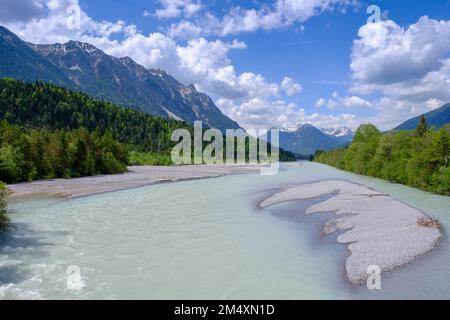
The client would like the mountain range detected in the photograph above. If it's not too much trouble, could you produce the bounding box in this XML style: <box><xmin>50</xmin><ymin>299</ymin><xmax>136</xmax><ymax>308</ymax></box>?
<box><xmin>394</xmin><ymin>103</ymin><xmax>450</xmax><ymax>131</ymax></box>
<box><xmin>320</xmin><ymin>127</ymin><xmax>354</xmax><ymax>143</ymax></box>
<box><xmin>268</xmin><ymin>124</ymin><xmax>354</xmax><ymax>155</ymax></box>
<box><xmin>281</xmin><ymin>103</ymin><xmax>450</xmax><ymax>155</ymax></box>
<box><xmin>0</xmin><ymin>25</ymin><xmax>354</xmax><ymax>156</ymax></box>
<box><xmin>0</xmin><ymin>25</ymin><xmax>240</xmax><ymax>132</ymax></box>
<box><xmin>278</xmin><ymin>101</ymin><xmax>450</xmax><ymax>155</ymax></box>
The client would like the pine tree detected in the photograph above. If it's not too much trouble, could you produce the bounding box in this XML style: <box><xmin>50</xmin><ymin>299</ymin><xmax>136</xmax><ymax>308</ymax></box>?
<box><xmin>436</xmin><ymin>128</ymin><xmax>450</xmax><ymax>167</ymax></box>
<box><xmin>416</xmin><ymin>115</ymin><xmax>429</xmax><ymax>137</ymax></box>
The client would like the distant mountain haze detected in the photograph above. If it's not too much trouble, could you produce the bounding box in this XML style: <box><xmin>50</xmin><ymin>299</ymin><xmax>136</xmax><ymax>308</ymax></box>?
<box><xmin>0</xmin><ymin>25</ymin><xmax>240</xmax><ymax>132</ymax></box>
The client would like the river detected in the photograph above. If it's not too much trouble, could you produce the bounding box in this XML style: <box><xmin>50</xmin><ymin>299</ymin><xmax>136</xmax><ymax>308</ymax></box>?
<box><xmin>1</xmin><ymin>162</ymin><xmax>449</xmax><ymax>299</ymax></box>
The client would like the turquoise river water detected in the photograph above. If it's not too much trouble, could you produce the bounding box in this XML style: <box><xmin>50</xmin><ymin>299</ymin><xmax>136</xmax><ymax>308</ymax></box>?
<box><xmin>1</xmin><ymin>162</ymin><xmax>449</xmax><ymax>299</ymax></box>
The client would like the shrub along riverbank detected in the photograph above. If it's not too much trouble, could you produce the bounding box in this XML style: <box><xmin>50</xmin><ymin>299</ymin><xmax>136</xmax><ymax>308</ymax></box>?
<box><xmin>314</xmin><ymin>117</ymin><xmax>450</xmax><ymax>195</ymax></box>
<box><xmin>0</xmin><ymin>182</ymin><xmax>7</xmax><ymax>231</ymax></box>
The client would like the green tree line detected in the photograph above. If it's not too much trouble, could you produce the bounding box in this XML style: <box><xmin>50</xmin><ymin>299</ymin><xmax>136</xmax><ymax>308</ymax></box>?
<box><xmin>314</xmin><ymin>117</ymin><xmax>450</xmax><ymax>195</ymax></box>
<box><xmin>0</xmin><ymin>121</ymin><xmax>127</xmax><ymax>183</ymax></box>
<box><xmin>0</xmin><ymin>78</ymin><xmax>192</xmax><ymax>154</ymax></box>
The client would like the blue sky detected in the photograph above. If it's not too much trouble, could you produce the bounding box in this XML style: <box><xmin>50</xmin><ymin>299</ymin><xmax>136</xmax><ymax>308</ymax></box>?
<box><xmin>1</xmin><ymin>0</ymin><xmax>450</xmax><ymax>130</ymax></box>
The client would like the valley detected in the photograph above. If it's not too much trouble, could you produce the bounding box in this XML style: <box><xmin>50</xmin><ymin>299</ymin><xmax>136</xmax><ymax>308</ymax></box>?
<box><xmin>0</xmin><ymin>0</ymin><xmax>449</xmax><ymax>303</ymax></box>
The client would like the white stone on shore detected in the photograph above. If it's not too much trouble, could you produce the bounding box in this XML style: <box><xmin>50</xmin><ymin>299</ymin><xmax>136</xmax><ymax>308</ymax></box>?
<box><xmin>259</xmin><ymin>180</ymin><xmax>442</xmax><ymax>285</ymax></box>
<box><xmin>8</xmin><ymin>165</ymin><xmax>261</xmax><ymax>199</ymax></box>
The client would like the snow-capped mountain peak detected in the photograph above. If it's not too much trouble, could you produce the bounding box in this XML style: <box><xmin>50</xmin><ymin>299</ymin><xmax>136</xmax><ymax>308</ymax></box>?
<box><xmin>321</xmin><ymin>127</ymin><xmax>354</xmax><ymax>138</ymax></box>
<box><xmin>279</xmin><ymin>123</ymin><xmax>316</xmax><ymax>133</ymax></box>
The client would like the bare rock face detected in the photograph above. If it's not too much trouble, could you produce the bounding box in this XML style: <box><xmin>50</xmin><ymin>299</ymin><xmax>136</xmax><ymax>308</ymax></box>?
<box><xmin>260</xmin><ymin>180</ymin><xmax>442</xmax><ymax>285</ymax></box>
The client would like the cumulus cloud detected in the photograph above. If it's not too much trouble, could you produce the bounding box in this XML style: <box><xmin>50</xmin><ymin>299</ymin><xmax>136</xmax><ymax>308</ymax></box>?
<box><xmin>217</xmin><ymin>97</ymin><xmax>358</xmax><ymax>130</ymax></box>
<box><xmin>427</xmin><ymin>98</ymin><xmax>444</xmax><ymax>110</ymax></box>
<box><xmin>341</xmin><ymin>96</ymin><xmax>372</xmax><ymax>109</ymax></box>
<box><xmin>0</xmin><ymin>0</ymin><xmax>133</xmax><ymax>44</ymax></box>
<box><xmin>350</xmin><ymin>16</ymin><xmax>450</xmax><ymax>129</ymax></box>
<box><xmin>351</xmin><ymin>16</ymin><xmax>450</xmax><ymax>86</ymax></box>
<box><xmin>217</xmin><ymin>97</ymin><xmax>303</xmax><ymax>130</ymax></box>
<box><xmin>169</xmin><ymin>0</ymin><xmax>356</xmax><ymax>38</ymax></box>
<box><xmin>316</xmin><ymin>93</ymin><xmax>371</xmax><ymax>109</ymax></box>
<box><xmin>154</xmin><ymin>0</ymin><xmax>202</xmax><ymax>19</ymax></box>
<box><xmin>168</xmin><ymin>20</ymin><xmax>202</xmax><ymax>39</ymax></box>
<box><xmin>281</xmin><ymin>77</ymin><xmax>303</xmax><ymax>96</ymax></box>
<box><xmin>315</xmin><ymin>98</ymin><xmax>326</xmax><ymax>108</ymax></box>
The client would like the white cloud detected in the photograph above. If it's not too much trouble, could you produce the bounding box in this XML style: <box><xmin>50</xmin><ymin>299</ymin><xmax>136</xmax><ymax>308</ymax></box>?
<box><xmin>168</xmin><ymin>20</ymin><xmax>202</xmax><ymax>39</ymax></box>
<box><xmin>350</xmin><ymin>16</ymin><xmax>450</xmax><ymax>129</ymax></box>
<box><xmin>277</xmin><ymin>0</ymin><xmax>347</xmax><ymax>23</ymax></box>
<box><xmin>315</xmin><ymin>98</ymin><xmax>327</xmax><ymax>108</ymax></box>
<box><xmin>351</xmin><ymin>17</ymin><xmax>450</xmax><ymax>86</ymax></box>
<box><xmin>217</xmin><ymin>96</ymin><xmax>363</xmax><ymax>131</ymax></box>
<box><xmin>154</xmin><ymin>0</ymin><xmax>202</xmax><ymax>19</ymax></box>
<box><xmin>169</xmin><ymin>0</ymin><xmax>356</xmax><ymax>38</ymax></box>
<box><xmin>316</xmin><ymin>93</ymin><xmax>371</xmax><ymax>109</ymax></box>
<box><xmin>281</xmin><ymin>77</ymin><xmax>303</xmax><ymax>96</ymax></box>
<box><xmin>427</xmin><ymin>98</ymin><xmax>444</xmax><ymax>110</ymax></box>
<box><xmin>0</xmin><ymin>0</ymin><xmax>133</xmax><ymax>44</ymax></box>
<box><xmin>217</xmin><ymin>97</ymin><xmax>298</xmax><ymax>130</ymax></box>
<box><xmin>342</xmin><ymin>96</ymin><xmax>372</xmax><ymax>109</ymax></box>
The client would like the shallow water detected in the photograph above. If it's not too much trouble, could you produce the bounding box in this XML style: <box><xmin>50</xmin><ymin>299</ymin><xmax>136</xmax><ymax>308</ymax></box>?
<box><xmin>1</xmin><ymin>162</ymin><xmax>449</xmax><ymax>299</ymax></box>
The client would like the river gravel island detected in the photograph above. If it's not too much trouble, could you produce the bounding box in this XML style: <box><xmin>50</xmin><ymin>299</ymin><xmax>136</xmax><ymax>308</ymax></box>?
<box><xmin>259</xmin><ymin>180</ymin><xmax>442</xmax><ymax>285</ymax></box>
